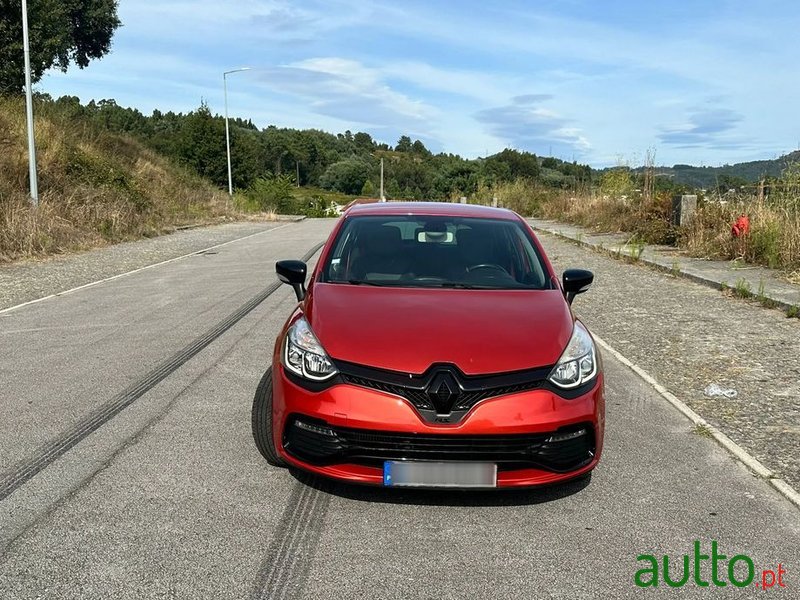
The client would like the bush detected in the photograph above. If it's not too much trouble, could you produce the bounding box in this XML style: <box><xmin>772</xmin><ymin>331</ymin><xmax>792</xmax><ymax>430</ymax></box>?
<box><xmin>245</xmin><ymin>174</ymin><xmax>295</xmax><ymax>212</ymax></box>
<box><xmin>491</xmin><ymin>179</ymin><xmax>552</xmax><ymax>216</ymax></box>
<box><xmin>600</xmin><ymin>168</ymin><xmax>634</xmax><ymax>199</ymax></box>
<box><xmin>319</xmin><ymin>158</ymin><xmax>371</xmax><ymax>195</ymax></box>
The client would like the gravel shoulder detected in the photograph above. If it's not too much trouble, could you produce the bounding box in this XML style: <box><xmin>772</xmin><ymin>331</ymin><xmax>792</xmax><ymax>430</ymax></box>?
<box><xmin>0</xmin><ymin>221</ymin><xmax>290</xmax><ymax>310</ymax></box>
<box><xmin>535</xmin><ymin>228</ymin><xmax>800</xmax><ymax>490</ymax></box>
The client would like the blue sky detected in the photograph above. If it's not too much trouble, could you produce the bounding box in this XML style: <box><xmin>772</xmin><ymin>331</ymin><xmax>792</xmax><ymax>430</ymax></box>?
<box><xmin>41</xmin><ymin>0</ymin><xmax>800</xmax><ymax>167</ymax></box>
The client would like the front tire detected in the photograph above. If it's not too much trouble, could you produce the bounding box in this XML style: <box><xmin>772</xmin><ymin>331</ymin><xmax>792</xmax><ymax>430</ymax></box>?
<box><xmin>252</xmin><ymin>368</ymin><xmax>286</xmax><ymax>467</ymax></box>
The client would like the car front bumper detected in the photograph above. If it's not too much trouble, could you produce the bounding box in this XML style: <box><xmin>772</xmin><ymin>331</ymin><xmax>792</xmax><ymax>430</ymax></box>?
<box><xmin>271</xmin><ymin>364</ymin><xmax>605</xmax><ymax>488</ymax></box>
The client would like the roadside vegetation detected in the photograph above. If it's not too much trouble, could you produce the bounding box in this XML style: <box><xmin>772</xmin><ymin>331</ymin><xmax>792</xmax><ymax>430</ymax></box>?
<box><xmin>1</xmin><ymin>3</ymin><xmax>798</xmax><ymax>276</ymax></box>
<box><xmin>235</xmin><ymin>178</ymin><xmax>352</xmax><ymax>218</ymax></box>
<box><xmin>0</xmin><ymin>96</ymin><xmax>230</xmax><ymax>262</ymax></box>
<box><xmin>478</xmin><ymin>161</ymin><xmax>800</xmax><ymax>273</ymax></box>
<box><xmin>3</xmin><ymin>93</ymin><xmax>799</xmax><ymax>274</ymax></box>
<box><xmin>683</xmin><ymin>168</ymin><xmax>800</xmax><ymax>272</ymax></box>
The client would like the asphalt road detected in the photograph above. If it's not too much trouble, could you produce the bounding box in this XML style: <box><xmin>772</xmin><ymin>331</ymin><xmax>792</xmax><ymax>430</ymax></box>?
<box><xmin>0</xmin><ymin>219</ymin><xmax>797</xmax><ymax>599</ymax></box>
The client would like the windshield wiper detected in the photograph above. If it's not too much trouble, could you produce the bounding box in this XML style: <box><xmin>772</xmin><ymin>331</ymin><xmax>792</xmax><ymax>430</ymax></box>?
<box><xmin>337</xmin><ymin>280</ymin><xmax>530</xmax><ymax>290</ymax></box>
<box><xmin>436</xmin><ymin>282</ymin><xmax>488</xmax><ymax>289</ymax></box>
<box><xmin>437</xmin><ymin>282</ymin><xmax>532</xmax><ymax>290</ymax></box>
<box><xmin>346</xmin><ymin>279</ymin><xmax>394</xmax><ymax>286</ymax></box>
<box><xmin>409</xmin><ymin>282</ymin><xmax>501</xmax><ymax>289</ymax></box>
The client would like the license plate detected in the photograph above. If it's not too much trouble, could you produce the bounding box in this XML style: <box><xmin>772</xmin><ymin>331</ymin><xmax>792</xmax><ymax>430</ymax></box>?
<box><xmin>383</xmin><ymin>461</ymin><xmax>497</xmax><ymax>488</ymax></box>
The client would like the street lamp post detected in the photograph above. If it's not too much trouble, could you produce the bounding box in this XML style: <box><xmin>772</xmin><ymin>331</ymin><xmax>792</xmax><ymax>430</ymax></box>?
<box><xmin>223</xmin><ymin>67</ymin><xmax>251</xmax><ymax>196</ymax></box>
<box><xmin>380</xmin><ymin>157</ymin><xmax>385</xmax><ymax>201</ymax></box>
<box><xmin>21</xmin><ymin>0</ymin><xmax>38</xmax><ymax>206</ymax></box>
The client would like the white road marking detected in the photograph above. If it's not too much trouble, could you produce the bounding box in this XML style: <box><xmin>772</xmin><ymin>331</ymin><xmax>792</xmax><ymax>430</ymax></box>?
<box><xmin>593</xmin><ymin>332</ymin><xmax>800</xmax><ymax>509</ymax></box>
<box><xmin>0</xmin><ymin>223</ymin><xmax>292</xmax><ymax>316</ymax></box>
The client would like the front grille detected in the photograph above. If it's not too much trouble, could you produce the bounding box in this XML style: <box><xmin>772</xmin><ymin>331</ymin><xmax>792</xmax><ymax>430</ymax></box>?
<box><xmin>283</xmin><ymin>416</ymin><xmax>595</xmax><ymax>473</ymax></box>
<box><xmin>341</xmin><ymin>374</ymin><xmax>432</xmax><ymax>410</ymax></box>
<box><xmin>451</xmin><ymin>382</ymin><xmax>543</xmax><ymax>410</ymax></box>
<box><xmin>337</xmin><ymin>361</ymin><xmax>550</xmax><ymax>418</ymax></box>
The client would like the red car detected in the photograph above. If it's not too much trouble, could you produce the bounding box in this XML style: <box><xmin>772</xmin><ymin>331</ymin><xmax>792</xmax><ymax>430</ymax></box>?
<box><xmin>252</xmin><ymin>202</ymin><xmax>604</xmax><ymax>489</ymax></box>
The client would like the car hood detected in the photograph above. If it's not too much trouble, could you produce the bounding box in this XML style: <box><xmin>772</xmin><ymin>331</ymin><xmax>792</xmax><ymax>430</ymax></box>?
<box><xmin>305</xmin><ymin>283</ymin><xmax>574</xmax><ymax>375</ymax></box>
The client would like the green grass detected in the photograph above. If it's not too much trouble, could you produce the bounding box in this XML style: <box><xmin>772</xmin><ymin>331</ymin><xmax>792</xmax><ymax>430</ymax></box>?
<box><xmin>628</xmin><ymin>239</ymin><xmax>646</xmax><ymax>261</ymax></box>
<box><xmin>692</xmin><ymin>423</ymin><xmax>714</xmax><ymax>438</ymax></box>
<box><xmin>733</xmin><ymin>278</ymin><xmax>752</xmax><ymax>299</ymax></box>
<box><xmin>754</xmin><ymin>279</ymin><xmax>779</xmax><ymax>309</ymax></box>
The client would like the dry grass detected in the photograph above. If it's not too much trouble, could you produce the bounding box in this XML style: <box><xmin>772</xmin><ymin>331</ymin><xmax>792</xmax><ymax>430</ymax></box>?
<box><xmin>0</xmin><ymin>96</ymin><xmax>232</xmax><ymax>263</ymax></box>
<box><xmin>683</xmin><ymin>196</ymin><xmax>800</xmax><ymax>270</ymax></box>
<box><xmin>487</xmin><ymin>178</ymin><xmax>800</xmax><ymax>271</ymax></box>
<box><xmin>537</xmin><ymin>192</ymin><xmax>676</xmax><ymax>245</ymax></box>
<box><xmin>489</xmin><ymin>180</ymin><xmax>676</xmax><ymax>244</ymax></box>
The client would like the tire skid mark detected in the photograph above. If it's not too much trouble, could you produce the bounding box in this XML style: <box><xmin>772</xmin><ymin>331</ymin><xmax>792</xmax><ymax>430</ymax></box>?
<box><xmin>272</xmin><ymin>486</ymin><xmax>330</xmax><ymax>600</ymax></box>
<box><xmin>251</xmin><ymin>480</ymin><xmax>332</xmax><ymax>600</ymax></box>
<box><xmin>0</xmin><ymin>241</ymin><xmax>324</xmax><ymax>502</ymax></box>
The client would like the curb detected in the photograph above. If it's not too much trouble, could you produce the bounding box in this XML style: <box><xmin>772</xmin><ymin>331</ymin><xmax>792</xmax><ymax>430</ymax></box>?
<box><xmin>532</xmin><ymin>224</ymin><xmax>796</xmax><ymax>314</ymax></box>
<box><xmin>592</xmin><ymin>333</ymin><xmax>800</xmax><ymax>510</ymax></box>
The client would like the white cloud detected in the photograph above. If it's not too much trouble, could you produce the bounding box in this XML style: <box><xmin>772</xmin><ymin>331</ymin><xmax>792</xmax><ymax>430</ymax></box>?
<box><xmin>36</xmin><ymin>0</ymin><xmax>800</xmax><ymax>165</ymax></box>
<box><xmin>256</xmin><ymin>58</ymin><xmax>437</xmax><ymax>131</ymax></box>
<box><xmin>476</xmin><ymin>95</ymin><xmax>591</xmax><ymax>156</ymax></box>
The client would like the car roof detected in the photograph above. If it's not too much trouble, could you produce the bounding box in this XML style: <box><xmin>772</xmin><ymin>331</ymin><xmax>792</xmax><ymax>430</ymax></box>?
<box><xmin>344</xmin><ymin>201</ymin><xmax>521</xmax><ymax>221</ymax></box>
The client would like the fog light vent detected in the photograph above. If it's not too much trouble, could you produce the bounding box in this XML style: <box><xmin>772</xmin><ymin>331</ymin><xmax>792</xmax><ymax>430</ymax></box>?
<box><xmin>546</xmin><ymin>428</ymin><xmax>587</xmax><ymax>444</ymax></box>
<box><xmin>294</xmin><ymin>420</ymin><xmax>336</xmax><ymax>437</ymax></box>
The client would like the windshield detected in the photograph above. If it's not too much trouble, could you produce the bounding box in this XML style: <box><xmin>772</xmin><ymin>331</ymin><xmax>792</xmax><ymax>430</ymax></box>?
<box><xmin>321</xmin><ymin>215</ymin><xmax>552</xmax><ymax>290</ymax></box>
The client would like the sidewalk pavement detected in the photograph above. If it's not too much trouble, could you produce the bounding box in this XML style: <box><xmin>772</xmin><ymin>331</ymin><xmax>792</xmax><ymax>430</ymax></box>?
<box><xmin>529</xmin><ymin>218</ymin><xmax>800</xmax><ymax>314</ymax></box>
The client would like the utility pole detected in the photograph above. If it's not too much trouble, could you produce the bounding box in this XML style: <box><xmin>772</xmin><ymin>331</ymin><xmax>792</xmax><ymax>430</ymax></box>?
<box><xmin>296</xmin><ymin>160</ymin><xmax>300</xmax><ymax>188</ymax></box>
<box><xmin>21</xmin><ymin>0</ymin><xmax>38</xmax><ymax>206</ymax></box>
<box><xmin>223</xmin><ymin>67</ymin><xmax>251</xmax><ymax>196</ymax></box>
<box><xmin>380</xmin><ymin>157</ymin><xmax>386</xmax><ymax>201</ymax></box>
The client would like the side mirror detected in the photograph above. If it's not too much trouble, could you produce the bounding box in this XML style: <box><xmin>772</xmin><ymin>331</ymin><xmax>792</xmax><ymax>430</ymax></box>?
<box><xmin>562</xmin><ymin>269</ymin><xmax>593</xmax><ymax>305</ymax></box>
<box><xmin>276</xmin><ymin>260</ymin><xmax>308</xmax><ymax>301</ymax></box>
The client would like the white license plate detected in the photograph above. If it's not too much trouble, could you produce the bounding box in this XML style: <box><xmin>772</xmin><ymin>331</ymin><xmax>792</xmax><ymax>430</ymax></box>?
<box><xmin>383</xmin><ymin>461</ymin><xmax>497</xmax><ymax>488</ymax></box>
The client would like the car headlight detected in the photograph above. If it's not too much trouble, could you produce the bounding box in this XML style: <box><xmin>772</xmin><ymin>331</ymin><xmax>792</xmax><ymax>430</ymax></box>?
<box><xmin>282</xmin><ymin>317</ymin><xmax>338</xmax><ymax>381</ymax></box>
<box><xmin>548</xmin><ymin>321</ymin><xmax>597</xmax><ymax>389</ymax></box>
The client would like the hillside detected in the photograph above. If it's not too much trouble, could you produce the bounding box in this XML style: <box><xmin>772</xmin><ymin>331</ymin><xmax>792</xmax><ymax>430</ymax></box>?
<box><xmin>0</xmin><ymin>96</ymin><xmax>230</xmax><ymax>262</ymax></box>
<box><xmin>41</xmin><ymin>96</ymin><xmax>593</xmax><ymax>200</ymax></box>
<box><xmin>621</xmin><ymin>150</ymin><xmax>800</xmax><ymax>189</ymax></box>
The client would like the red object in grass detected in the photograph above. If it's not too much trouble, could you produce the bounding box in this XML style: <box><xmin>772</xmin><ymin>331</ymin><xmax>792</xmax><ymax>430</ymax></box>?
<box><xmin>732</xmin><ymin>214</ymin><xmax>750</xmax><ymax>237</ymax></box>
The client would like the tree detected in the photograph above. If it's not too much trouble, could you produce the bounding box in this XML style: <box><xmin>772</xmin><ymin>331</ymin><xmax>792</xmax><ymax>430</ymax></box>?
<box><xmin>541</xmin><ymin>157</ymin><xmax>559</xmax><ymax>169</ymax></box>
<box><xmin>175</xmin><ymin>103</ymin><xmax>227</xmax><ymax>186</ymax></box>
<box><xmin>394</xmin><ymin>135</ymin><xmax>412</xmax><ymax>152</ymax></box>
<box><xmin>247</xmin><ymin>174</ymin><xmax>295</xmax><ymax>212</ymax></box>
<box><xmin>387</xmin><ymin>156</ymin><xmax>434</xmax><ymax>199</ymax></box>
<box><xmin>353</xmin><ymin>132</ymin><xmax>374</xmax><ymax>152</ymax></box>
<box><xmin>319</xmin><ymin>158</ymin><xmax>371</xmax><ymax>195</ymax></box>
<box><xmin>0</xmin><ymin>0</ymin><xmax>121</xmax><ymax>94</ymax></box>
<box><xmin>360</xmin><ymin>179</ymin><xmax>376</xmax><ymax>197</ymax></box>
<box><xmin>715</xmin><ymin>173</ymin><xmax>749</xmax><ymax>194</ymax></box>
<box><xmin>411</xmin><ymin>139</ymin><xmax>431</xmax><ymax>156</ymax></box>
<box><xmin>485</xmin><ymin>148</ymin><xmax>539</xmax><ymax>181</ymax></box>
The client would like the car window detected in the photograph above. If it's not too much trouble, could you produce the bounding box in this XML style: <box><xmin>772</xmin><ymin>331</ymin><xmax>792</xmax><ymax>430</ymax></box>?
<box><xmin>322</xmin><ymin>215</ymin><xmax>551</xmax><ymax>290</ymax></box>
